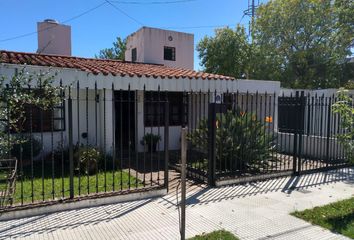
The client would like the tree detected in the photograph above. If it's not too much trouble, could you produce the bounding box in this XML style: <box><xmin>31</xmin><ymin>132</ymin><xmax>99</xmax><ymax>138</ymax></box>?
<box><xmin>332</xmin><ymin>88</ymin><xmax>354</xmax><ymax>163</ymax></box>
<box><xmin>254</xmin><ymin>0</ymin><xmax>354</xmax><ymax>88</ymax></box>
<box><xmin>197</xmin><ymin>25</ymin><xmax>252</xmax><ymax>79</ymax></box>
<box><xmin>96</xmin><ymin>37</ymin><xmax>127</xmax><ymax>60</ymax></box>
<box><xmin>0</xmin><ymin>68</ymin><xmax>62</xmax><ymax>158</ymax></box>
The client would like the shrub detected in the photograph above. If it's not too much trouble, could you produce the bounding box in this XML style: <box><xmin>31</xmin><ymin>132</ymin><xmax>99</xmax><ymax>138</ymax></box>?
<box><xmin>332</xmin><ymin>88</ymin><xmax>354</xmax><ymax>163</ymax></box>
<box><xmin>188</xmin><ymin>110</ymin><xmax>275</xmax><ymax>172</ymax></box>
<box><xmin>74</xmin><ymin>146</ymin><xmax>102</xmax><ymax>175</ymax></box>
<box><xmin>11</xmin><ymin>136</ymin><xmax>42</xmax><ymax>160</ymax></box>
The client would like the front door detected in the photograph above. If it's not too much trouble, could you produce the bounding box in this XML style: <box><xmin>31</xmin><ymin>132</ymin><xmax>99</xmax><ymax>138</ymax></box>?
<box><xmin>115</xmin><ymin>91</ymin><xmax>136</xmax><ymax>153</ymax></box>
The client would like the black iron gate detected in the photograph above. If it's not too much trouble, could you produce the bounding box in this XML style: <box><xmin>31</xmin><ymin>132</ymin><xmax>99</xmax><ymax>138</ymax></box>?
<box><xmin>184</xmin><ymin>90</ymin><xmax>351</xmax><ymax>186</ymax></box>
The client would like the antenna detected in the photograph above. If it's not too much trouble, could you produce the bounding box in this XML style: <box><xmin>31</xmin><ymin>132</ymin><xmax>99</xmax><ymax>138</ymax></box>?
<box><xmin>243</xmin><ymin>0</ymin><xmax>260</xmax><ymax>38</ymax></box>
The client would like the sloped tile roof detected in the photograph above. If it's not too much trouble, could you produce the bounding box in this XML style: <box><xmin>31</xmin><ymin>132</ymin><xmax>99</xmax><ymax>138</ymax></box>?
<box><xmin>0</xmin><ymin>50</ymin><xmax>234</xmax><ymax>80</ymax></box>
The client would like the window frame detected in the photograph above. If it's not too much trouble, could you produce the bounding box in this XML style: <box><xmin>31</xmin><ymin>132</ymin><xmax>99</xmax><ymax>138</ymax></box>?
<box><xmin>131</xmin><ymin>48</ymin><xmax>137</xmax><ymax>62</ymax></box>
<box><xmin>163</xmin><ymin>46</ymin><xmax>176</xmax><ymax>61</ymax></box>
<box><xmin>144</xmin><ymin>91</ymin><xmax>185</xmax><ymax>127</ymax></box>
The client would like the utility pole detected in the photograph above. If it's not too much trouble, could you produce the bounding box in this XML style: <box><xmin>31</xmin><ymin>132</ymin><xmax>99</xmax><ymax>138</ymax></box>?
<box><xmin>243</xmin><ymin>0</ymin><xmax>260</xmax><ymax>40</ymax></box>
<box><xmin>243</xmin><ymin>0</ymin><xmax>260</xmax><ymax>79</ymax></box>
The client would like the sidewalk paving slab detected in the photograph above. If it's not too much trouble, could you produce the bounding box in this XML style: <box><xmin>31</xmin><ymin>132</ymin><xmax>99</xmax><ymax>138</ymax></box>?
<box><xmin>0</xmin><ymin>168</ymin><xmax>353</xmax><ymax>240</ymax></box>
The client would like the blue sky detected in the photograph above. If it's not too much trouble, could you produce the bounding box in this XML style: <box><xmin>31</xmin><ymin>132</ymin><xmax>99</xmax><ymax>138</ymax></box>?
<box><xmin>0</xmin><ymin>0</ymin><xmax>259</xmax><ymax>70</ymax></box>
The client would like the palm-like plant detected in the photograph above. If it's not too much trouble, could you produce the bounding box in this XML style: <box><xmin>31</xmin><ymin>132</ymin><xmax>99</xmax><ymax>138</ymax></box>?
<box><xmin>188</xmin><ymin>110</ymin><xmax>276</xmax><ymax>172</ymax></box>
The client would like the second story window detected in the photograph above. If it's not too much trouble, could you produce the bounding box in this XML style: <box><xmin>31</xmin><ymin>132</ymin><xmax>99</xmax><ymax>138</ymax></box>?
<box><xmin>164</xmin><ymin>46</ymin><xmax>175</xmax><ymax>61</ymax></box>
<box><xmin>131</xmin><ymin>48</ymin><xmax>137</xmax><ymax>62</ymax></box>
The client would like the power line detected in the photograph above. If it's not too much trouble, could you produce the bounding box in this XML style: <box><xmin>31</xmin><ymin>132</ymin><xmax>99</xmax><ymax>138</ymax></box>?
<box><xmin>163</xmin><ymin>15</ymin><xmax>246</xmax><ymax>30</ymax></box>
<box><xmin>110</xmin><ymin>0</ymin><xmax>197</xmax><ymax>4</ymax></box>
<box><xmin>0</xmin><ymin>2</ymin><xmax>107</xmax><ymax>43</ymax></box>
<box><xmin>103</xmin><ymin>0</ymin><xmax>144</xmax><ymax>26</ymax></box>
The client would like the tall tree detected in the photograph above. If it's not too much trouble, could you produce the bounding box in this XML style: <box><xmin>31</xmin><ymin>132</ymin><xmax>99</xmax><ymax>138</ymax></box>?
<box><xmin>254</xmin><ymin>0</ymin><xmax>354</xmax><ymax>88</ymax></box>
<box><xmin>96</xmin><ymin>37</ymin><xmax>127</xmax><ymax>60</ymax></box>
<box><xmin>197</xmin><ymin>25</ymin><xmax>252</xmax><ymax>79</ymax></box>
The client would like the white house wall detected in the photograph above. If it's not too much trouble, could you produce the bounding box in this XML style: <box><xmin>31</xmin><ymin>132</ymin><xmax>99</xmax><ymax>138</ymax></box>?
<box><xmin>1</xmin><ymin>63</ymin><xmax>282</xmax><ymax>155</ymax></box>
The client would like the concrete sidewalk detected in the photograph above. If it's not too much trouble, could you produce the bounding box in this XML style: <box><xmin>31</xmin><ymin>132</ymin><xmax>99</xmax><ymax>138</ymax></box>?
<box><xmin>0</xmin><ymin>168</ymin><xmax>353</xmax><ymax>240</ymax></box>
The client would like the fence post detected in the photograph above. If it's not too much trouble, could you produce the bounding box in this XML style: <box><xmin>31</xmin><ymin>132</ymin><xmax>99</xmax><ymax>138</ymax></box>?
<box><xmin>164</xmin><ymin>101</ymin><xmax>169</xmax><ymax>192</ymax></box>
<box><xmin>208</xmin><ymin>103</ymin><xmax>216</xmax><ymax>186</ymax></box>
<box><xmin>180</xmin><ymin>127</ymin><xmax>187</xmax><ymax>240</ymax></box>
<box><xmin>297</xmin><ymin>91</ymin><xmax>305</xmax><ymax>174</ymax></box>
<box><xmin>68</xmin><ymin>91</ymin><xmax>74</xmax><ymax>199</ymax></box>
<box><xmin>326</xmin><ymin>97</ymin><xmax>332</xmax><ymax>169</ymax></box>
<box><xmin>292</xmin><ymin>92</ymin><xmax>299</xmax><ymax>175</ymax></box>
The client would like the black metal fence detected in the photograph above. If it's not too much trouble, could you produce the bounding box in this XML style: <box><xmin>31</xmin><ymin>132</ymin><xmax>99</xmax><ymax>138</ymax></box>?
<box><xmin>184</xmin><ymin>91</ymin><xmax>353</xmax><ymax>185</ymax></box>
<box><xmin>0</xmin><ymin>83</ymin><xmax>170</xmax><ymax>209</ymax></box>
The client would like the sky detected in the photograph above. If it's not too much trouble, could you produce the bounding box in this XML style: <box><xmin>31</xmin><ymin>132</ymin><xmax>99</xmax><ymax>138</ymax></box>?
<box><xmin>0</xmin><ymin>0</ymin><xmax>261</xmax><ymax>70</ymax></box>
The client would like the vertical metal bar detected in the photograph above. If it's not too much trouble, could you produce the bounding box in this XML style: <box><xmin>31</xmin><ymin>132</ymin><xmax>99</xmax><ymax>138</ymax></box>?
<box><xmin>198</xmin><ymin>90</ymin><xmax>202</xmax><ymax>173</ymax></box>
<box><xmin>219</xmin><ymin>91</ymin><xmax>224</xmax><ymax>173</ymax></box>
<box><xmin>135</xmin><ymin>89</ymin><xmax>139</xmax><ymax>188</ymax></box>
<box><xmin>29</xmin><ymin>86</ymin><xmax>34</xmax><ymax>203</ymax></box>
<box><xmin>263</xmin><ymin>92</ymin><xmax>267</xmax><ymax>173</ymax></box>
<box><xmin>208</xmin><ymin>101</ymin><xmax>216</xmax><ymax>186</ymax></box>
<box><xmin>112</xmin><ymin>84</ymin><xmax>116</xmax><ymax>192</ymax></box>
<box><xmin>77</xmin><ymin>82</ymin><xmax>81</xmax><ymax>196</ymax></box>
<box><xmin>128</xmin><ymin>85</ymin><xmax>131</xmax><ymax>189</ymax></box>
<box><xmin>40</xmin><ymin>104</ymin><xmax>44</xmax><ymax>201</ymax></box>
<box><xmin>143</xmin><ymin>86</ymin><xmax>146</xmax><ymax>187</ymax></box>
<box><xmin>164</xmin><ymin>97</ymin><xmax>169</xmax><ymax>192</ymax></box>
<box><xmin>272</xmin><ymin>92</ymin><xmax>276</xmax><ymax>171</ymax></box>
<box><xmin>68</xmin><ymin>87</ymin><xmax>74</xmax><ymax>199</ymax></box>
<box><xmin>103</xmin><ymin>88</ymin><xmax>107</xmax><ymax>192</ymax></box>
<box><xmin>157</xmin><ymin>86</ymin><xmax>161</xmax><ymax>185</ymax></box>
<box><xmin>60</xmin><ymin>80</ymin><xmax>65</xmax><ymax>198</ymax></box>
<box><xmin>51</xmin><ymin>98</ymin><xmax>55</xmax><ymax>200</ymax></box>
<box><xmin>317</xmin><ymin>94</ymin><xmax>325</xmax><ymax>168</ymax></box>
<box><xmin>120</xmin><ymin>88</ymin><xmax>123</xmax><ymax>190</ymax></box>
<box><xmin>255</xmin><ymin>91</ymin><xmax>259</xmax><ymax>171</ymax></box>
<box><xmin>326</xmin><ymin>97</ymin><xmax>331</xmax><ymax>169</ymax></box>
<box><xmin>95</xmin><ymin>82</ymin><xmax>99</xmax><ymax>193</ymax></box>
<box><xmin>191</xmin><ymin>91</ymin><xmax>195</xmax><ymax>178</ymax></box>
<box><xmin>297</xmin><ymin>92</ymin><xmax>304</xmax><ymax>174</ymax></box>
<box><xmin>293</xmin><ymin>92</ymin><xmax>299</xmax><ymax>175</ymax></box>
<box><xmin>86</xmin><ymin>87</ymin><xmax>90</xmax><ymax>194</ymax></box>
<box><xmin>150</xmin><ymin>90</ymin><xmax>153</xmax><ymax>186</ymax></box>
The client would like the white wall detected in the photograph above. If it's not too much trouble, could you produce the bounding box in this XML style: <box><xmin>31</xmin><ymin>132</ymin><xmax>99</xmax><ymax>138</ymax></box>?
<box><xmin>0</xmin><ymin>63</ymin><xmax>282</xmax><ymax>155</ymax></box>
<box><xmin>125</xmin><ymin>27</ymin><xmax>194</xmax><ymax>69</ymax></box>
<box><xmin>277</xmin><ymin>132</ymin><xmax>345</xmax><ymax>160</ymax></box>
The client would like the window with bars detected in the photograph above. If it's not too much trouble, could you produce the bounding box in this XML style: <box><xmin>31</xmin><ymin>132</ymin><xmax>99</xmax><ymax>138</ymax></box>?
<box><xmin>163</xmin><ymin>46</ymin><xmax>176</xmax><ymax>61</ymax></box>
<box><xmin>9</xmin><ymin>104</ymin><xmax>65</xmax><ymax>133</ymax></box>
<box><xmin>144</xmin><ymin>92</ymin><xmax>185</xmax><ymax>127</ymax></box>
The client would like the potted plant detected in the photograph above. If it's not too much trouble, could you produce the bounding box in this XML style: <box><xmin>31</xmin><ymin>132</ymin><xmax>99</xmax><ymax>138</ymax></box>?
<box><xmin>140</xmin><ymin>133</ymin><xmax>161</xmax><ymax>152</ymax></box>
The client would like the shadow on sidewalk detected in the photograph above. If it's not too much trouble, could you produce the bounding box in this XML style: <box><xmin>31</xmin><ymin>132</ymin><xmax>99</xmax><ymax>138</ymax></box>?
<box><xmin>0</xmin><ymin>198</ymin><xmax>153</xmax><ymax>239</ymax></box>
<box><xmin>159</xmin><ymin>167</ymin><xmax>354</xmax><ymax>208</ymax></box>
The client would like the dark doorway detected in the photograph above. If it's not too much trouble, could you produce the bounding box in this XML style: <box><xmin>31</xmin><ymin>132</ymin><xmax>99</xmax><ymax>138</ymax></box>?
<box><xmin>115</xmin><ymin>91</ymin><xmax>136</xmax><ymax>152</ymax></box>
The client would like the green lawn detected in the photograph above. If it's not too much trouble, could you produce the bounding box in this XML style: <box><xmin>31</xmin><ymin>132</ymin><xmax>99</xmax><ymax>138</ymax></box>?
<box><xmin>188</xmin><ymin>230</ymin><xmax>239</xmax><ymax>240</ymax></box>
<box><xmin>1</xmin><ymin>169</ymin><xmax>141</xmax><ymax>204</ymax></box>
<box><xmin>14</xmin><ymin>170</ymin><xmax>141</xmax><ymax>204</ymax></box>
<box><xmin>292</xmin><ymin>197</ymin><xmax>354</xmax><ymax>239</ymax></box>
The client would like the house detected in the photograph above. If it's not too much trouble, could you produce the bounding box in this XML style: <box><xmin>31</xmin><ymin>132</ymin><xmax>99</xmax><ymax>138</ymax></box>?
<box><xmin>0</xmin><ymin>21</ymin><xmax>280</xmax><ymax>156</ymax></box>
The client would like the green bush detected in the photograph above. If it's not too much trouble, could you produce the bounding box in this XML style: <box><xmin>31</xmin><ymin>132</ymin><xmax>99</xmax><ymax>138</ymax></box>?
<box><xmin>11</xmin><ymin>136</ymin><xmax>42</xmax><ymax>160</ymax></box>
<box><xmin>188</xmin><ymin>110</ymin><xmax>275</xmax><ymax>172</ymax></box>
<box><xmin>54</xmin><ymin>144</ymin><xmax>103</xmax><ymax>175</ymax></box>
<box><xmin>74</xmin><ymin>146</ymin><xmax>101</xmax><ymax>175</ymax></box>
<box><xmin>332</xmin><ymin>88</ymin><xmax>354</xmax><ymax>163</ymax></box>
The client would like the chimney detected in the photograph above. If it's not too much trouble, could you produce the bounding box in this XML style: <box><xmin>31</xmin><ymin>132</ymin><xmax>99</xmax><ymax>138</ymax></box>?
<box><xmin>37</xmin><ymin>19</ymin><xmax>71</xmax><ymax>56</ymax></box>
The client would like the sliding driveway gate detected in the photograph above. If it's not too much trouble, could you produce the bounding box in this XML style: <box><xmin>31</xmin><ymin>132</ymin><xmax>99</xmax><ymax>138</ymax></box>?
<box><xmin>183</xmin><ymin>91</ymin><xmax>352</xmax><ymax>185</ymax></box>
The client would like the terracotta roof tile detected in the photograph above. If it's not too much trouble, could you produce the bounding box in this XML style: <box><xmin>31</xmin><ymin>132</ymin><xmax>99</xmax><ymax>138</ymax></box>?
<box><xmin>0</xmin><ymin>50</ymin><xmax>235</xmax><ymax>81</ymax></box>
